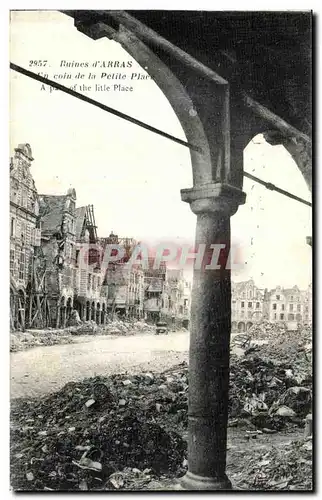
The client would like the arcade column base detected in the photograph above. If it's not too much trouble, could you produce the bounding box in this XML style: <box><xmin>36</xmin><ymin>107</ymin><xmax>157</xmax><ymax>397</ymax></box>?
<box><xmin>180</xmin><ymin>472</ymin><xmax>232</xmax><ymax>490</ymax></box>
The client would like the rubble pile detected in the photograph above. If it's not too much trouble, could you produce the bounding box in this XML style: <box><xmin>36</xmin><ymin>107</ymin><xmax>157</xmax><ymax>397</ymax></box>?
<box><xmin>247</xmin><ymin>322</ymin><xmax>312</xmax><ymax>350</ymax></box>
<box><xmin>10</xmin><ymin>369</ymin><xmax>188</xmax><ymax>491</ymax></box>
<box><xmin>232</xmin><ymin>322</ymin><xmax>312</xmax><ymax>356</ymax></box>
<box><xmin>236</xmin><ymin>437</ymin><xmax>312</xmax><ymax>490</ymax></box>
<box><xmin>248</xmin><ymin>321</ymin><xmax>289</xmax><ymax>338</ymax></box>
<box><xmin>101</xmin><ymin>319</ymin><xmax>156</xmax><ymax>336</ymax></box>
<box><xmin>229</xmin><ymin>321</ymin><xmax>312</xmax><ymax>429</ymax></box>
<box><xmin>69</xmin><ymin>319</ymin><xmax>156</xmax><ymax>337</ymax></box>
<box><xmin>10</xmin><ymin>319</ymin><xmax>158</xmax><ymax>352</ymax></box>
<box><xmin>69</xmin><ymin>320</ymin><xmax>98</xmax><ymax>335</ymax></box>
<box><xmin>10</xmin><ymin>330</ymin><xmax>74</xmax><ymax>352</ymax></box>
<box><xmin>229</xmin><ymin>351</ymin><xmax>312</xmax><ymax>430</ymax></box>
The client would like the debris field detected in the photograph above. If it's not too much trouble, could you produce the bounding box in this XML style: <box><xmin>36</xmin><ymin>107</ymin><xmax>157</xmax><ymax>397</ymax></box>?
<box><xmin>10</xmin><ymin>321</ymin><xmax>312</xmax><ymax>491</ymax></box>
<box><xmin>10</xmin><ymin>319</ymin><xmax>156</xmax><ymax>352</ymax></box>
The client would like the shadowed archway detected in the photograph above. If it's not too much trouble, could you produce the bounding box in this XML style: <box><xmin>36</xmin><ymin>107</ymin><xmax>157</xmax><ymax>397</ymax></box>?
<box><xmin>44</xmin><ymin>10</ymin><xmax>312</xmax><ymax>490</ymax></box>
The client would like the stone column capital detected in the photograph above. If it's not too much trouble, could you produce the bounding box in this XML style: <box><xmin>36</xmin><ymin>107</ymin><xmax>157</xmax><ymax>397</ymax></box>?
<box><xmin>181</xmin><ymin>183</ymin><xmax>246</xmax><ymax>216</ymax></box>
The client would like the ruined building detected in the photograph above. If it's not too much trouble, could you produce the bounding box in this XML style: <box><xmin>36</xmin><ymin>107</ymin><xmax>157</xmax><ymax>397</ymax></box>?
<box><xmin>162</xmin><ymin>269</ymin><xmax>191</xmax><ymax>328</ymax></box>
<box><xmin>101</xmin><ymin>232</ymin><xmax>144</xmax><ymax>317</ymax></box>
<box><xmin>306</xmin><ymin>283</ymin><xmax>313</xmax><ymax>324</ymax></box>
<box><xmin>10</xmin><ymin>144</ymin><xmax>40</xmax><ymax>330</ymax></box>
<box><xmin>38</xmin><ymin>188</ymin><xmax>77</xmax><ymax>327</ymax></box>
<box><xmin>74</xmin><ymin>205</ymin><xmax>107</xmax><ymax>323</ymax></box>
<box><xmin>143</xmin><ymin>258</ymin><xmax>167</xmax><ymax>322</ymax></box>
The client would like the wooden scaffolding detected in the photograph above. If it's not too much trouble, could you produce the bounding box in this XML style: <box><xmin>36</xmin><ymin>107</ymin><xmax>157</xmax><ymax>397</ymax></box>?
<box><xmin>27</xmin><ymin>248</ymin><xmax>51</xmax><ymax>329</ymax></box>
<box><xmin>10</xmin><ymin>283</ymin><xmax>26</xmax><ymax>332</ymax></box>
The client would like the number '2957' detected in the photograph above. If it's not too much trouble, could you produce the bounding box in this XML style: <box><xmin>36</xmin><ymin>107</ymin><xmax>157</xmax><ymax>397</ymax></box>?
<box><xmin>29</xmin><ymin>60</ymin><xmax>48</xmax><ymax>67</ymax></box>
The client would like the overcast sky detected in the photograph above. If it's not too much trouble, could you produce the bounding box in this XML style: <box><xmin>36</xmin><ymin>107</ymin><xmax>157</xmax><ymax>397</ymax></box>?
<box><xmin>9</xmin><ymin>10</ymin><xmax>312</xmax><ymax>290</ymax></box>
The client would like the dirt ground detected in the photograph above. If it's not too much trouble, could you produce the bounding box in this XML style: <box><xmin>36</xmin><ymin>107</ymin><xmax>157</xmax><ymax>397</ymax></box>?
<box><xmin>11</xmin><ymin>331</ymin><xmax>189</xmax><ymax>399</ymax></box>
<box><xmin>144</xmin><ymin>428</ymin><xmax>305</xmax><ymax>490</ymax></box>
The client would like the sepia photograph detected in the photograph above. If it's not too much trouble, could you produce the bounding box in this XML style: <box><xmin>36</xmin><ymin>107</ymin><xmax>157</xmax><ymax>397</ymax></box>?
<box><xmin>9</xmin><ymin>9</ymin><xmax>312</xmax><ymax>491</ymax></box>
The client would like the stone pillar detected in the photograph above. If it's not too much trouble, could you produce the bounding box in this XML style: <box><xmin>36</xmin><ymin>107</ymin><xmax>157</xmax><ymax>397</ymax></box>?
<box><xmin>180</xmin><ymin>183</ymin><xmax>245</xmax><ymax>490</ymax></box>
<box><xmin>91</xmin><ymin>304</ymin><xmax>96</xmax><ymax>322</ymax></box>
<box><xmin>62</xmin><ymin>306</ymin><xmax>67</xmax><ymax>329</ymax></box>
<box><xmin>55</xmin><ymin>301</ymin><xmax>61</xmax><ymax>329</ymax></box>
<box><xmin>96</xmin><ymin>307</ymin><xmax>101</xmax><ymax>325</ymax></box>
<box><xmin>66</xmin><ymin>304</ymin><xmax>72</xmax><ymax>327</ymax></box>
<box><xmin>71</xmin><ymin>14</ymin><xmax>247</xmax><ymax>490</ymax></box>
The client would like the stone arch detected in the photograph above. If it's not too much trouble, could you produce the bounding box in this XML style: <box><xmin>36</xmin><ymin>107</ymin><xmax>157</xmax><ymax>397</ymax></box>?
<box><xmin>237</xmin><ymin>321</ymin><xmax>246</xmax><ymax>333</ymax></box>
<box><xmin>82</xmin><ymin>24</ymin><xmax>213</xmax><ymax>187</ymax></box>
<box><xmin>231</xmin><ymin>321</ymin><xmax>237</xmax><ymax>332</ymax></box>
<box><xmin>74</xmin><ymin>298</ymin><xmax>82</xmax><ymax>319</ymax></box>
<box><xmin>72</xmin><ymin>12</ymin><xmax>312</xmax><ymax>194</ymax></box>
<box><xmin>102</xmin><ymin>303</ymin><xmax>106</xmax><ymax>324</ymax></box>
<box><xmin>59</xmin><ymin>295</ymin><xmax>66</xmax><ymax>328</ymax></box>
<box><xmin>288</xmin><ymin>313</ymin><xmax>295</xmax><ymax>321</ymax></box>
<box><xmin>263</xmin><ymin>131</ymin><xmax>311</xmax><ymax>192</ymax></box>
<box><xmin>246</xmin><ymin>321</ymin><xmax>253</xmax><ymax>331</ymax></box>
<box><xmin>16</xmin><ymin>288</ymin><xmax>26</xmax><ymax>331</ymax></box>
<box><xmin>10</xmin><ymin>287</ymin><xmax>16</xmax><ymax>330</ymax></box>
<box><xmin>66</xmin><ymin>297</ymin><xmax>73</xmax><ymax>326</ymax></box>
<box><xmin>245</xmin><ymin>130</ymin><xmax>312</xmax><ymax>193</ymax></box>
<box><xmin>86</xmin><ymin>301</ymin><xmax>90</xmax><ymax>321</ymax></box>
<box><xmin>296</xmin><ymin>313</ymin><xmax>302</xmax><ymax>321</ymax></box>
<box><xmin>96</xmin><ymin>302</ymin><xmax>101</xmax><ymax>324</ymax></box>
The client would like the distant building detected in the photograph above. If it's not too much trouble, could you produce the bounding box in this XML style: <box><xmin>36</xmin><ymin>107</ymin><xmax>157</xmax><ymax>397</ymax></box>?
<box><xmin>232</xmin><ymin>280</ymin><xmax>312</xmax><ymax>332</ymax></box>
<box><xmin>231</xmin><ymin>280</ymin><xmax>264</xmax><ymax>332</ymax></box>
<box><xmin>305</xmin><ymin>283</ymin><xmax>312</xmax><ymax>324</ymax></box>
<box><xmin>181</xmin><ymin>279</ymin><xmax>192</xmax><ymax>328</ymax></box>
<box><xmin>143</xmin><ymin>259</ymin><xmax>167</xmax><ymax>322</ymax></box>
<box><xmin>10</xmin><ymin>144</ymin><xmax>40</xmax><ymax>330</ymax></box>
<box><xmin>162</xmin><ymin>269</ymin><xmax>191</xmax><ymax>328</ymax></box>
<box><xmin>104</xmin><ymin>263</ymin><xmax>144</xmax><ymax>318</ymax></box>
<box><xmin>267</xmin><ymin>285</ymin><xmax>309</xmax><ymax>329</ymax></box>
<box><xmin>102</xmin><ymin>232</ymin><xmax>144</xmax><ymax>318</ymax></box>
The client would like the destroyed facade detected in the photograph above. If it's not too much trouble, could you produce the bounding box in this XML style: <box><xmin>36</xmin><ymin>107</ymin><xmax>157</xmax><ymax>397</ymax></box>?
<box><xmin>10</xmin><ymin>144</ymin><xmax>40</xmax><ymax>330</ymax></box>
<box><xmin>74</xmin><ymin>205</ymin><xmax>107</xmax><ymax>324</ymax></box>
<box><xmin>38</xmin><ymin>189</ymin><xmax>77</xmax><ymax>328</ymax></box>
<box><xmin>9</xmin><ymin>144</ymin><xmax>192</xmax><ymax>330</ymax></box>
<box><xmin>101</xmin><ymin>232</ymin><xmax>145</xmax><ymax>319</ymax></box>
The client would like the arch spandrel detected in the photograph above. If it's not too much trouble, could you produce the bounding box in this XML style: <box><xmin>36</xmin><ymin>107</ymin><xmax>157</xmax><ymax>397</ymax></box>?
<box><xmin>66</xmin><ymin>10</ymin><xmax>312</xmax><ymax>198</ymax></box>
<box><xmin>74</xmin><ymin>19</ymin><xmax>247</xmax><ymax>194</ymax></box>
<box><xmin>264</xmin><ymin>131</ymin><xmax>312</xmax><ymax>193</ymax></box>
